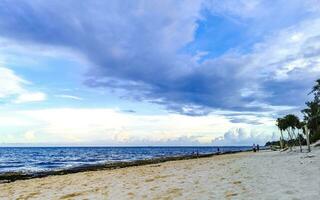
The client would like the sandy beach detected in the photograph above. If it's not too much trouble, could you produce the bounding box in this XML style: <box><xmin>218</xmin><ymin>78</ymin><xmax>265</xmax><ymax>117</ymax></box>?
<box><xmin>0</xmin><ymin>148</ymin><xmax>319</xmax><ymax>200</ymax></box>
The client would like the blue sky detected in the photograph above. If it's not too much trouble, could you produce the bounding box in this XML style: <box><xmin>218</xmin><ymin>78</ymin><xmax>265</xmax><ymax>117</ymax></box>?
<box><xmin>0</xmin><ymin>0</ymin><xmax>319</xmax><ymax>146</ymax></box>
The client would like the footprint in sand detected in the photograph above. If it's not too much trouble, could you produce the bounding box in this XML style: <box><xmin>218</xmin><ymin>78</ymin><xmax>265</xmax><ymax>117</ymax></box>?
<box><xmin>233</xmin><ymin>169</ymin><xmax>240</xmax><ymax>174</ymax></box>
<box><xmin>225</xmin><ymin>191</ymin><xmax>238</xmax><ymax>198</ymax></box>
<box><xmin>232</xmin><ymin>181</ymin><xmax>242</xmax><ymax>185</ymax></box>
<box><xmin>145</xmin><ymin>178</ymin><xmax>155</xmax><ymax>182</ymax></box>
<box><xmin>166</xmin><ymin>188</ymin><xmax>183</xmax><ymax>198</ymax></box>
<box><xmin>285</xmin><ymin>190</ymin><xmax>294</xmax><ymax>195</ymax></box>
<box><xmin>127</xmin><ymin>192</ymin><xmax>135</xmax><ymax>196</ymax></box>
<box><xmin>150</xmin><ymin>186</ymin><xmax>158</xmax><ymax>191</ymax></box>
<box><xmin>150</xmin><ymin>164</ymin><xmax>161</xmax><ymax>168</ymax></box>
<box><xmin>19</xmin><ymin>192</ymin><xmax>40</xmax><ymax>200</ymax></box>
<box><xmin>59</xmin><ymin>192</ymin><xmax>83</xmax><ymax>199</ymax></box>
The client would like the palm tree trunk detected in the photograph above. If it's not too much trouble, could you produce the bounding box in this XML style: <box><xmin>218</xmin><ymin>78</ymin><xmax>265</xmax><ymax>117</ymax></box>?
<box><xmin>298</xmin><ymin>133</ymin><xmax>302</xmax><ymax>152</ymax></box>
<box><xmin>293</xmin><ymin>129</ymin><xmax>302</xmax><ymax>152</ymax></box>
<box><xmin>298</xmin><ymin>129</ymin><xmax>302</xmax><ymax>152</ymax></box>
<box><xmin>291</xmin><ymin>128</ymin><xmax>300</xmax><ymax>149</ymax></box>
<box><xmin>287</xmin><ymin>129</ymin><xmax>293</xmax><ymax>150</ymax></box>
<box><xmin>280</xmin><ymin>130</ymin><xmax>284</xmax><ymax>149</ymax></box>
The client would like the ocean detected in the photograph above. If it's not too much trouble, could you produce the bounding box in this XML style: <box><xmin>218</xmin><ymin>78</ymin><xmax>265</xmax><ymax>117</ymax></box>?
<box><xmin>0</xmin><ymin>146</ymin><xmax>251</xmax><ymax>174</ymax></box>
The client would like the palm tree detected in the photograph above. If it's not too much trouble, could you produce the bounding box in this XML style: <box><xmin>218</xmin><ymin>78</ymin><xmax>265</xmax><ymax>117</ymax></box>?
<box><xmin>283</xmin><ymin>114</ymin><xmax>301</xmax><ymax>150</ymax></box>
<box><xmin>302</xmin><ymin>101</ymin><xmax>320</xmax><ymax>142</ymax></box>
<box><xmin>303</xmin><ymin>79</ymin><xmax>320</xmax><ymax>143</ymax></box>
<box><xmin>276</xmin><ymin>118</ymin><xmax>285</xmax><ymax>149</ymax></box>
<box><xmin>309</xmin><ymin>78</ymin><xmax>320</xmax><ymax>102</ymax></box>
<box><xmin>279</xmin><ymin>116</ymin><xmax>292</xmax><ymax>149</ymax></box>
<box><xmin>275</xmin><ymin>79</ymin><xmax>320</xmax><ymax>149</ymax></box>
<box><xmin>296</xmin><ymin>121</ymin><xmax>305</xmax><ymax>152</ymax></box>
<box><xmin>283</xmin><ymin>115</ymin><xmax>292</xmax><ymax>143</ymax></box>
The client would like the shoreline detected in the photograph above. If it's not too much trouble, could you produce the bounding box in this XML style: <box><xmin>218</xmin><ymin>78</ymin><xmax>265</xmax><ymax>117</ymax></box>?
<box><xmin>1</xmin><ymin>148</ymin><xmax>319</xmax><ymax>199</ymax></box>
<box><xmin>0</xmin><ymin>149</ymin><xmax>251</xmax><ymax>184</ymax></box>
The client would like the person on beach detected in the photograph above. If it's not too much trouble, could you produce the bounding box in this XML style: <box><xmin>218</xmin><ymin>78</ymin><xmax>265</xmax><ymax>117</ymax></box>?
<box><xmin>257</xmin><ymin>144</ymin><xmax>260</xmax><ymax>152</ymax></box>
<box><xmin>253</xmin><ymin>144</ymin><xmax>256</xmax><ymax>152</ymax></box>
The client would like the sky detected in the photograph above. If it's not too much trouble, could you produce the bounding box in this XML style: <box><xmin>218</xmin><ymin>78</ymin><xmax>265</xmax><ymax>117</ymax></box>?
<box><xmin>0</xmin><ymin>0</ymin><xmax>320</xmax><ymax>146</ymax></box>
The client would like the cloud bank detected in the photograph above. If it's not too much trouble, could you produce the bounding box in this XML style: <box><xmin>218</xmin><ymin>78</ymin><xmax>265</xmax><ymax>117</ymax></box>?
<box><xmin>0</xmin><ymin>0</ymin><xmax>319</xmax><ymax>116</ymax></box>
<box><xmin>212</xmin><ymin>128</ymin><xmax>278</xmax><ymax>146</ymax></box>
<box><xmin>0</xmin><ymin>108</ymin><xmax>275</xmax><ymax>145</ymax></box>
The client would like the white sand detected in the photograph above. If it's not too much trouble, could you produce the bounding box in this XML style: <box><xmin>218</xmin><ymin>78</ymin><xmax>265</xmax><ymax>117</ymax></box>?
<box><xmin>0</xmin><ymin>148</ymin><xmax>319</xmax><ymax>200</ymax></box>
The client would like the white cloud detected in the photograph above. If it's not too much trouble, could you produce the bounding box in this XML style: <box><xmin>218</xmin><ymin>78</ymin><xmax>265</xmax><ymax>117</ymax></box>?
<box><xmin>18</xmin><ymin>108</ymin><xmax>229</xmax><ymax>144</ymax></box>
<box><xmin>212</xmin><ymin>128</ymin><xmax>278</xmax><ymax>146</ymax></box>
<box><xmin>14</xmin><ymin>92</ymin><xmax>47</xmax><ymax>104</ymax></box>
<box><xmin>0</xmin><ymin>66</ymin><xmax>47</xmax><ymax>103</ymax></box>
<box><xmin>55</xmin><ymin>94</ymin><xmax>83</xmax><ymax>100</ymax></box>
<box><xmin>24</xmin><ymin>130</ymin><xmax>36</xmax><ymax>141</ymax></box>
<box><xmin>248</xmin><ymin>18</ymin><xmax>320</xmax><ymax>81</ymax></box>
<box><xmin>0</xmin><ymin>67</ymin><xmax>26</xmax><ymax>98</ymax></box>
<box><xmin>0</xmin><ymin>108</ymin><xmax>275</xmax><ymax>145</ymax></box>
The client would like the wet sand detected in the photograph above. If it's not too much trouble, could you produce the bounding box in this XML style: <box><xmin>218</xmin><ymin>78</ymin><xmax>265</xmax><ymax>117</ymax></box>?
<box><xmin>0</xmin><ymin>148</ymin><xmax>319</xmax><ymax>199</ymax></box>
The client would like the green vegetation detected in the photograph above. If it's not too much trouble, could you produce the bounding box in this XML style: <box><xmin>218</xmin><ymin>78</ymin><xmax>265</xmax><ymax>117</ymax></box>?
<box><xmin>266</xmin><ymin>79</ymin><xmax>320</xmax><ymax>148</ymax></box>
<box><xmin>275</xmin><ymin>114</ymin><xmax>306</xmax><ymax>151</ymax></box>
<box><xmin>302</xmin><ymin>79</ymin><xmax>320</xmax><ymax>143</ymax></box>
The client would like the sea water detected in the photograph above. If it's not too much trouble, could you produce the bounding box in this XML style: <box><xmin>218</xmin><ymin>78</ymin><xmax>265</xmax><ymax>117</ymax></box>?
<box><xmin>0</xmin><ymin>146</ymin><xmax>251</xmax><ymax>174</ymax></box>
